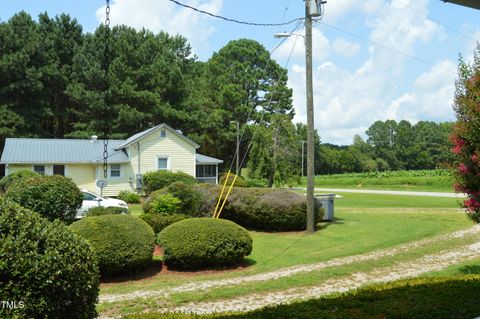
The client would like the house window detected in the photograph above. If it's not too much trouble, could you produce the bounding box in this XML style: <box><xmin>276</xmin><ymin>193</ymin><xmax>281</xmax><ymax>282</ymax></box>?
<box><xmin>196</xmin><ymin>164</ymin><xmax>216</xmax><ymax>177</ymax></box>
<box><xmin>157</xmin><ymin>157</ymin><xmax>169</xmax><ymax>171</ymax></box>
<box><xmin>110</xmin><ymin>164</ymin><xmax>121</xmax><ymax>177</ymax></box>
<box><xmin>160</xmin><ymin>130</ymin><xmax>166</xmax><ymax>138</ymax></box>
<box><xmin>33</xmin><ymin>165</ymin><xmax>45</xmax><ymax>175</ymax></box>
<box><xmin>53</xmin><ymin>165</ymin><xmax>65</xmax><ymax>176</ymax></box>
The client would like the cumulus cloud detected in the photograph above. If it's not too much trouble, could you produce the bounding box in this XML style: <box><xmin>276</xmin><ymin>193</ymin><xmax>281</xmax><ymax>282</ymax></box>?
<box><xmin>289</xmin><ymin>0</ymin><xmax>451</xmax><ymax>145</ymax></box>
<box><xmin>332</xmin><ymin>38</ymin><xmax>361</xmax><ymax>57</ymax></box>
<box><xmin>95</xmin><ymin>0</ymin><xmax>223</xmax><ymax>55</ymax></box>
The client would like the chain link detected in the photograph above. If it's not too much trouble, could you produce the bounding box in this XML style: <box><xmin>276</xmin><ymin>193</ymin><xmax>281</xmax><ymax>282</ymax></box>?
<box><xmin>103</xmin><ymin>0</ymin><xmax>111</xmax><ymax>179</ymax></box>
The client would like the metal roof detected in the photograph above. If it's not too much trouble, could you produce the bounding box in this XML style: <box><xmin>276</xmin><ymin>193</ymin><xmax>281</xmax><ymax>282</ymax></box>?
<box><xmin>115</xmin><ymin>123</ymin><xmax>200</xmax><ymax>150</ymax></box>
<box><xmin>0</xmin><ymin>138</ymin><xmax>129</xmax><ymax>164</ymax></box>
<box><xmin>196</xmin><ymin>154</ymin><xmax>223</xmax><ymax>164</ymax></box>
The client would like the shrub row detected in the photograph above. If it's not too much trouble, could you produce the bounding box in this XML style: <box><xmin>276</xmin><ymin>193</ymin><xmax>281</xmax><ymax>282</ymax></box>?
<box><xmin>86</xmin><ymin>206</ymin><xmax>129</xmax><ymax>216</ymax></box>
<box><xmin>194</xmin><ymin>185</ymin><xmax>321</xmax><ymax>231</ymax></box>
<box><xmin>158</xmin><ymin>218</ymin><xmax>252</xmax><ymax>270</ymax></box>
<box><xmin>0</xmin><ymin>199</ymin><xmax>99</xmax><ymax>319</ymax></box>
<box><xmin>70</xmin><ymin>215</ymin><xmax>155</xmax><ymax>277</ymax></box>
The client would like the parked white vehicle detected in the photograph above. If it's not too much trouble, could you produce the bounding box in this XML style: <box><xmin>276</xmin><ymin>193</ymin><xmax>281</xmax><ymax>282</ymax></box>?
<box><xmin>76</xmin><ymin>190</ymin><xmax>128</xmax><ymax>218</ymax></box>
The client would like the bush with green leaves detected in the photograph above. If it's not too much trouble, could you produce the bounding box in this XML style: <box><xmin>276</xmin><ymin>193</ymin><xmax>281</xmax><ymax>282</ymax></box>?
<box><xmin>69</xmin><ymin>215</ymin><xmax>155</xmax><ymax>277</ymax></box>
<box><xmin>142</xmin><ymin>170</ymin><xmax>196</xmax><ymax>194</ymax></box>
<box><xmin>222</xmin><ymin>188</ymin><xmax>322</xmax><ymax>231</ymax></box>
<box><xmin>143</xmin><ymin>182</ymin><xmax>202</xmax><ymax>216</ymax></box>
<box><xmin>86</xmin><ymin>206</ymin><xmax>129</xmax><ymax>217</ymax></box>
<box><xmin>219</xmin><ymin>173</ymin><xmax>247</xmax><ymax>187</ymax></box>
<box><xmin>150</xmin><ymin>193</ymin><xmax>181</xmax><ymax>215</ymax></box>
<box><xmin>0</xmin><ymin>170</ymin><xmax>39</xmax><ymax>193</ymax></box>
<box><xmin>139</xmin><ymin>213</ymin><xmax>186</xmax><ymax>234</ymax></box>
<box><xmin>158</xmin><ymin>218</ymin><xmax>252</xmax><ymax>270</ymax></box>
<box><xmin>5</xmin><ymin>175</ymin><xmax>82</xmax><ymax>222</ymax></box>
<box><xmin>117</xmin><ymin>190</ymin><xmax>141</xmax><ymax>203</ymax></box>
<box><xmin>0</xmin><ymin>199</ymin><xmax>99</xmax><ymax>319</ymax></box>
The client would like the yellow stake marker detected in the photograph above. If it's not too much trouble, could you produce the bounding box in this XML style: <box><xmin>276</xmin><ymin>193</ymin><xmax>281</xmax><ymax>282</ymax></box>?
<box><xmin>213</xmin><ymin>170</ymin><xmax>231</xmax><ymax>218</ymax></box>
<box><xmin>216</xmin><ymin>173</ymin><xmax>238</xmax><ymax>219</ymax></box>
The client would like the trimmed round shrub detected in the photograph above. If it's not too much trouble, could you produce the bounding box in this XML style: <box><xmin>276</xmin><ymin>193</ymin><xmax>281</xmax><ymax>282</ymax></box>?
<box><xmin>117</xmin><ymin>190</ymin><xmax>141</xmax><ymax>204</ymax></box>
<box><xmin>69</xmin><ymin>215</ymin><xmax>155</xmax><ymax>276</ymax></box>
<box><xmin>143</xmin><ymin>171</ymin><xmax>196</xmax><ymax>194</ymax></box>
<box><xmin>219</xmin><ymin>173</ymin><xmax>247</xmax><ymax>187</ymax></box>
<box><xmin>86</xmin><ymin>206</ymin><xmax>129</xmax><ymax>217</ymax></box>
<box><xmin>0</xmin><ymin>170</ymin><xmax>39</xmax><ymax>193</ymax></box>
<box><xmin>5</xmin><ymin>175</ymin><xmax>82</xmax><ymax>222</ymax></box>
<box><xmin>223</xmin><ymin>188</ymin><xmax>322</xmax><ymax>231</ymax></box>
<box><xmin>158</xmin><ymin>218</ymin><xmax>252</xmax><ymax>270</ymax></box>
<box><xmin>139</xmin><ymin>213</ymin><xmax>186</xmax><ymax>234</ymax></box>
<box><xmin>143</xmin><ymin>182</ymin><xmax>202</xmax><ymax>216</ymax></box>
<box><xmin>0</xmin><ymin>199</ymin><xmax>99</xmax><ymax>318</ymax></box>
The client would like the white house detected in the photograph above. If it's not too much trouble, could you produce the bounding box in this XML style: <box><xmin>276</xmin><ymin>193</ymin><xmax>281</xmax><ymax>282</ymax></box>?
<box><xmin>0</xmin><ymin>123</ymin><xmax>223</xmax><ymax>196</ymax></box>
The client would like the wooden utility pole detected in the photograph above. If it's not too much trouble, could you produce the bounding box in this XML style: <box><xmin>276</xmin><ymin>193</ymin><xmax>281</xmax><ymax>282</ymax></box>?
<box><xmin>305</xmin><ymin>0</ymin><xmax>315</xmax><ymax>234</ymax></box>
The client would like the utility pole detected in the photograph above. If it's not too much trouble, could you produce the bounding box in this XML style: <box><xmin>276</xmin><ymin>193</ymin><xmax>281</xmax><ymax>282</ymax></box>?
<box><xmin>305</xmin><ymin>0</ymin><xmax>315</xmax><ymax>234</ymax></box>
<box><xmin>301</xmin><ymin>140</ymin><xmax>306</xmax><ymax>177</ymax></box>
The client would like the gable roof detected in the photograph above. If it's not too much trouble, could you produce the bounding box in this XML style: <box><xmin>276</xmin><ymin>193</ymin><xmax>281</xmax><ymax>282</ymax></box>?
<box><xmin>114</xmin><ymin>123</ymin><xmax>200</xmax><ymax>150</ymax></box>
<box><xmin>0</xmin><ymin>138</ymin><xmax>129</xmax><ymax>164</ymax></box>
<box><xmin>196</xmin><ymin>154</ymin><xmax>223</xmax><ymax>164</ymax></box>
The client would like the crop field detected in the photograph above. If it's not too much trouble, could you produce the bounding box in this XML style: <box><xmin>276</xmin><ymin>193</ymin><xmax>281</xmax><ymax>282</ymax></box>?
<box><xmin>299</xmin><ymin>169</ymin><xmax>455</xmax><ymax>192</ymax></box>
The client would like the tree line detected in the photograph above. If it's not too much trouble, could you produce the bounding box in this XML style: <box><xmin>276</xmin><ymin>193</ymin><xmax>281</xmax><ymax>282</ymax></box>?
<box><xmin>0</xmin><ymin>12</ymin><xmax>454</xmax><ymax>185</ymax></box>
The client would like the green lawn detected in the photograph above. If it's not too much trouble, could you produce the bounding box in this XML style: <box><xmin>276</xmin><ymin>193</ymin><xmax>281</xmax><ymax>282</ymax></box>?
<box><xmin>98</xmin><ymin>192</ymin><xmax>474</xmax><ymax>317</ymax></box>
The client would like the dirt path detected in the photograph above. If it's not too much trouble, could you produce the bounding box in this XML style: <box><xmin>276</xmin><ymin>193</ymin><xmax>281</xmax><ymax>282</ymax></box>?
<box><xmin>100</xmin><ymin>225</ymin><xmax>480</xmax><ymax>304</ymax></box>
<box><xmin>165</xmin><ymin>240</ymin><xmax>480</xmax><ymax>314</ymax></box>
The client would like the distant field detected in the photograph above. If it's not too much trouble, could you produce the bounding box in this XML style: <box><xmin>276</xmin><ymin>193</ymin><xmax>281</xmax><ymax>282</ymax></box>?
<box><xmin>299</xmin><ymin>169</ymin><xmax>455</xmax><ymax>192</ymax></box>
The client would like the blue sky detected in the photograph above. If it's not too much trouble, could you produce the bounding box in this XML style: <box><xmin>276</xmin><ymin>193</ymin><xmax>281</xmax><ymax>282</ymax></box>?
<box><xmin>1</xmin><ymin>0</ymin><xmax>479</xmax><ymax>145</ymax></box>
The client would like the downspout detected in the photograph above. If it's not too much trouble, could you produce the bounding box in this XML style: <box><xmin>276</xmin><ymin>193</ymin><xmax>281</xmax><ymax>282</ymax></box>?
<box><xmin>137</xmin><ymin>142</ymin><xmax>141</xmax><ymax>174</ymax></box>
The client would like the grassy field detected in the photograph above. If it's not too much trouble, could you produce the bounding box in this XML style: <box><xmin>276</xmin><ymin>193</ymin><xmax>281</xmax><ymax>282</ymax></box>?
<box><xmin>298</xmin><ymin>169</ymin><xmax>455</xmax><ymax>192</ymax></box>
<box><xmin>98</xmin><ymin>192</ymin><xmax>475</xmax><ymax>317</ymax></box>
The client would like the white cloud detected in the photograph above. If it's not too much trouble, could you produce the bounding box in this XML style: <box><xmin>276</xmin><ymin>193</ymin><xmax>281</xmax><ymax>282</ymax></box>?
<box><xmin>332</xmin><ymin>38</ymin><xmax>361</xmax><ymax>57</ymax></box>
<box><xmin>289</xmin><ymin>0</ymin><xmax>450</xmax><ymax>145</ymax></box>
<box><xmin>96</xmin><ymin>0</ymin><xmax>223</xmax><ymax>55</ymax></box>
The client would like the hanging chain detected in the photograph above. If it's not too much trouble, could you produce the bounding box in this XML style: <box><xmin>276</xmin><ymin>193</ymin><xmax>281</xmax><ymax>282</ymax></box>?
<box><xmin>103</xmin><ymin>0</ymin><xmax>111</xmax><ymax>179</ymax></box>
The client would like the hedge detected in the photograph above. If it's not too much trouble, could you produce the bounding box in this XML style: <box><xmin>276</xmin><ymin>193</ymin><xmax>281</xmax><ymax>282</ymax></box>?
<box><xmin>0</xmin><ymin>199</ymin><xmax>99</xmax><ymax>319</ymax></box>
<box><xmin>5</xmin><ymin>175</ymin><xmax>82</xmax><ymax>222</ymax></box>
<box><xmin>139</xmin><ymin>213</ymin><xmax>186</xmax><ymax>234</ymax></box>
<box><xmin>124</xmin><ymin>275</ymin><xmax>480</xmax><ymax>319</ymax></box>
<box><xmin>86</xmin><ymin>206</ymin><xmax>129</xmax><ymax>216</ymax></box>
<box><xmin>142</xmin><ymin>171</ymin><xmax>196</xmax><ymax>194</ymax></box>
<box><xmin>158</xmin><ymin>218</ymin><xmax>252</xmax><ymax>270</ymax></box>
<box><xmin>196</xmin><ymin>186</ymin><xmax>322</xmax><ymax>231</ymax></box>
<box><xmin>69</xmin><ymin>215</ymin><xmax>155</xmax><ymax>277</ymax></box>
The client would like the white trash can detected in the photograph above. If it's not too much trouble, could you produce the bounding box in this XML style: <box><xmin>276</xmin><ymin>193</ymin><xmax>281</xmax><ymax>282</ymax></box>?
<box><xmin>315</xmin><ymin>194</ymin><xmax>335</xmax><ymax>221</ymax></box>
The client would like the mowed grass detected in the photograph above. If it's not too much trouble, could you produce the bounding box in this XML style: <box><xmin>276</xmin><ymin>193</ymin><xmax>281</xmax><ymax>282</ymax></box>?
<box><xmin>100</xmin><ymin>192</ymin><xmax>470</xmax><ymax>300</ymax></box>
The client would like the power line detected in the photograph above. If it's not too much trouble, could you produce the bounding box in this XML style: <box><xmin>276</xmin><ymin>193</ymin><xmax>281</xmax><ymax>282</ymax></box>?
<box><xmin>167</xmin><ymin>0</ymin><xmax>304</xmax><ymax>27</ymax></box>
<box><xmin>318</xmin><ymin>20</ymin><xmax>457</xmax><ymax>75</ymax></box>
